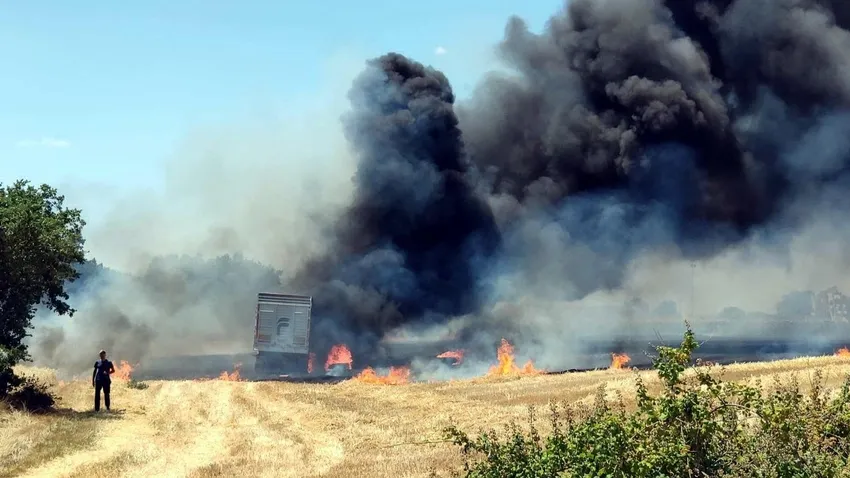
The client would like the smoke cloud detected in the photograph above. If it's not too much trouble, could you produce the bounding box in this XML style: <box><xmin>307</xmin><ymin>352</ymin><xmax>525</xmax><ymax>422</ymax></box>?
<box><xmin>446</xmin><ymin>0</ymin><xmax>850</xmax><ymax>368</ymax></box>
<box><xmin>289</xmin><ymin>53</ymin><xmax>501</xmax><ymax>361</ymax></box>
<box><xmin>27</xmin><ymin>56</ymin><xmax>362</xmax><ymax>372</ymax></box>
<box><xmin>28</xmin><ymin>0</ymin><xmax>850</xmax><ymax>376</ymax></box>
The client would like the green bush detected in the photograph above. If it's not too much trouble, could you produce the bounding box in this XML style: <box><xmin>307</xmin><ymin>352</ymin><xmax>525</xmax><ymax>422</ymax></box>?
<box><xmin>127</xmin><ymin>378</ymin><xmax>149</xmax><ymax>390</ymax></box>
<box><xmin>2</xmin><ymin>374</ymin><xmax>57</xmax><ymax>413</ymax></box>
<box><xmin>443</xmin><ymin>326</ymin><xmax>850</xmax><ymax>478</ymax></box>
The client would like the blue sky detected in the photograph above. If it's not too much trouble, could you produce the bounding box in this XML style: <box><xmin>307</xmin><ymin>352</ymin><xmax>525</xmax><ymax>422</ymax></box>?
<box><xmin>0</xmin><ymin>0</ymin><xmax>563</xmax><ymax>223</ymax></box>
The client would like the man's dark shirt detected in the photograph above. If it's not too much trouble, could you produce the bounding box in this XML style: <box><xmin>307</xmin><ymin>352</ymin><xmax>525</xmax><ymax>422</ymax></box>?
<box><xmin>93</xmin><ymin>359</ymin><xmax>114</xmax><ymax>383</ymax></box>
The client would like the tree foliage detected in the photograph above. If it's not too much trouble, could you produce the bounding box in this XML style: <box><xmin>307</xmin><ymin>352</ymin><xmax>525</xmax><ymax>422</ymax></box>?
<box><xmin>0</xmin><ymin>180</ymin><xmax>85</xmax><ymax>397</ymax></box>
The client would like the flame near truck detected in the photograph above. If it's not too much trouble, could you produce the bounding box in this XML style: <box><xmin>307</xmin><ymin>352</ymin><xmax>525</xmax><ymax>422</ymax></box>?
<box><xmin>247</xmin><ymin>289</ymin><xmax>850</xmax><ymax>380</ymax></box>
<box><xmin>252</xmin><ymin>292</ymin><xmax>313</xmax><ymax>375</ymax></box>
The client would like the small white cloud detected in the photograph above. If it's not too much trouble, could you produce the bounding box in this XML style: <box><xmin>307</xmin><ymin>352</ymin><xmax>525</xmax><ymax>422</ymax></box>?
<box><xmin>434</xmin><ymin>46</ymin><xmax>447</xmax><ymax>56</ymax></box>
<box><xmin>16</xmin><ymin>137</ymin><xmax>72</xmax><ymax>149</ymax></box>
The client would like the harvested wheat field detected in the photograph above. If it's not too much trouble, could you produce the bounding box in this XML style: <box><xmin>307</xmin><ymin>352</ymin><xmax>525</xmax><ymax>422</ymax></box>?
<box><xmin>3</xmin><ymin>355</ymin><xmax>850</xmax><ymax>478</ymax></box>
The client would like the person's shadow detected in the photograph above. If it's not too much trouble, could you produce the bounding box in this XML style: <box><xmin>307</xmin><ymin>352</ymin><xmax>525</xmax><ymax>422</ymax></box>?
<box><xmin>50</xmin><ymin>408</ymin><xmax>127</xmax><ymax>420</ymax></box>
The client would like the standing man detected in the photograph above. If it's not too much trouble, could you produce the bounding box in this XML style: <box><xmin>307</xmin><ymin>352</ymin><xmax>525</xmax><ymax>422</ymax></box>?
<box><xmin>92</xmin><ymin>349</ymin><xmax>115</xmax><ymax>411</ymax></box>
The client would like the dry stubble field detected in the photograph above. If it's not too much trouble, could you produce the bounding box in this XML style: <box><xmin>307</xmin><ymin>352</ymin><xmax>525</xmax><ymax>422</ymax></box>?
<box><xmin>3</xmin><ymin>356</ymin><xmax>850</xmax><ymax>478</ymax></box>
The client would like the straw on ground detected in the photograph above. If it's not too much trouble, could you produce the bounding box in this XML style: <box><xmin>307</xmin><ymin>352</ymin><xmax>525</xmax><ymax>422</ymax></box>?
<box><xmin>3</xmin><ymin>356</ymin><xmax>850</xmax><ymax>478</ymax></box>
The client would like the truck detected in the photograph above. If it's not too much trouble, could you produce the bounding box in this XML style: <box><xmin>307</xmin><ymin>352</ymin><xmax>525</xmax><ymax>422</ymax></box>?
<box><xmin>252</xmin><ymin>292</ymin><xmax>313</xmax><ymax>375</ymax></box>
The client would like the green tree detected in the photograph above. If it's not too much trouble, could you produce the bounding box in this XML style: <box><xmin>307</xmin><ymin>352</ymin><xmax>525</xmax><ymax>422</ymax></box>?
<box><xmin>0</xmin><ymin>180</ymin><xmax>86</xmax><ymax>397</ymax></box>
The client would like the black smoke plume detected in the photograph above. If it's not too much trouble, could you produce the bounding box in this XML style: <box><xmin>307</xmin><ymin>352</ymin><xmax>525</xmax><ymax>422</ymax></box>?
<box><xmin>464</xmin><ymin>0</ymin><xmax>769</xmax><ymax>227</ymax></box>
<box><xmin>290</xmin><ymin>53</ymin><xmax>501</xmax><ymax>360</ymax></box>
<box><xmin>453</xmin><ymin>0</ymin><xmax>850</xmax><ymax>301</ymax></box>
<box><xmin>292</xmin><ymin>0</ymin><xmax>850</xmax><ymax>359</ymax></box>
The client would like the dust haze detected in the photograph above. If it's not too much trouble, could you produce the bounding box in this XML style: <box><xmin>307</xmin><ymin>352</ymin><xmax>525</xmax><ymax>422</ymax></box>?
<box><xmin>28</xmin><ymin>57</ymin><xmax>362</xmax><ymax>373</ymax></box>
<box><xmin>28</xmin><ymin>0</ymin><xmax>850</xmax><ymax>376</ymax></box>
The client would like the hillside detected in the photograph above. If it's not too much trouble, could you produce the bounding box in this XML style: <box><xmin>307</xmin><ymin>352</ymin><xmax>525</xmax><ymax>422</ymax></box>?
<box><xmin>3</xmin><ymin>356</ymin><xmax>850</xmax><ymax>478</ymax></box>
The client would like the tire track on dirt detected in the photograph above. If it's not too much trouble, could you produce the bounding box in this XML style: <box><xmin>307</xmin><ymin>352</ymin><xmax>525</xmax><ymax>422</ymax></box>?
<box><xmin>119</xmin><ymin>381</ymin><xmax>243</xmax><ymax>477</ymax></box>
<box><xmin>18</xmin><ymin>381</ymin><xmax>244</xmax><ymax>478</ymax></box>
<box><xmin>185</xmin><ymin>382</ymin><xmax>346</xmax><ymax>477</ymax></box>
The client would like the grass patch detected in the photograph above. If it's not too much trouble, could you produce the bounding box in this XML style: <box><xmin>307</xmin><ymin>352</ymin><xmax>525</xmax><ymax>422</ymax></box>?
<box><xmin>5</xmin><ymin>345</ymin><xmax>850</xmax><ymax>477</ymax></box>
<box><xmin>0</xmin><ymin>412</ymin><xmax>98</xmax><ymax>478</ymax></box>
<box><xmin>62</xmin><ymin>450</ymin><xmax>145</xmax><ymax>478</ymax></box>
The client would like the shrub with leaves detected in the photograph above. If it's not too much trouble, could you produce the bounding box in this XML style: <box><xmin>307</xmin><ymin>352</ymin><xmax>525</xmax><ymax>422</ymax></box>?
<box><xmin>443</xmin><ymin>326</ymin><xmax>850</xmax><ymax>477</ymax></box>
<box><xmin>2</xmin><ymin>375</ymin><xmax>57</xmax><ymax>413</ymax></box>
<box><xmin>127</xmin><ymin>378</ymin><xmax>149</xmax><ymax>390</ymax></box>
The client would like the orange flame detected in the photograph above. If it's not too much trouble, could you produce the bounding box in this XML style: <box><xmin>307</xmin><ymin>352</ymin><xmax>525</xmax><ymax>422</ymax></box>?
<box><xmin>325</xmin><ymin>344</ymin><xmax>353</xmax><ymax>372</ymax></box>
<box><xmin>487</xmin><ymin>338</ymin><xmax>543</xmax><ymax>377</ymax></box>
<box><xmin>835</xmin><ymin>347</ymin><xmax>850</xmax><ymax>357</ymax></box>
<box><xmin>113</xmin><ymin>360</ymin><xmax>136</xmax><ymax>381</ymax></box>
<box><xmin>219</xmin><ymin>363</ymin><xmax>242</xmax><ymax>381</ymax></box>
<box><xmin>307</xmin><ymin>352</ymin><xmax>316</xmax><ymax>374</ymax></box>
<box><xmin>437</xmin><ymin>349</ymin><xmax>464</xmax><ymax>366</ymax></box>
<box><xmin>609</xmin><ymin>353</ymin><xmax>631</xmax><ymax>370</ymax></box>
<box><xmin>355</xmin><ymin>366</ymin><xmax>411</xmax><ymax>385</ymax></box>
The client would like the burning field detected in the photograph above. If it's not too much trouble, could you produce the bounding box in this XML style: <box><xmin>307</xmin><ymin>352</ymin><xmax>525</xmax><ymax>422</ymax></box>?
<box><xmin>63</xmin><ymin>336</ymin><xmax>850</xmax><ymax>390</ymax></box>
<box><xmin>27</xmin><ymin>0</ymin><xmax>850</xmax><ymax>384</ymax></box>
<box><xmin>11</xmin><ymin>0</ymin><xmax>850</xmax><ymax>472</ymax></box>
<box><xmin>5</xmin><ymin>352</ymin><xmax>850</xmax><ymax>478</ymax></box>
<box><xmin>126</xmin><ymin>335</ymin><xmax>635</xmax><ymax>384</ymax></box>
